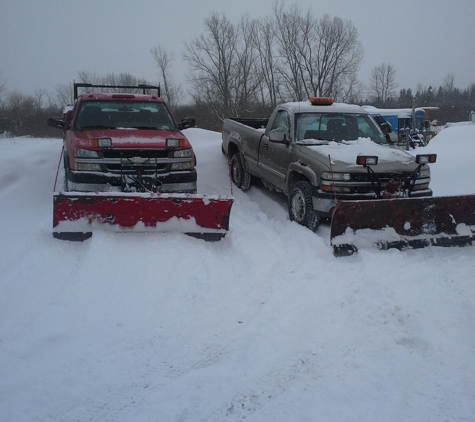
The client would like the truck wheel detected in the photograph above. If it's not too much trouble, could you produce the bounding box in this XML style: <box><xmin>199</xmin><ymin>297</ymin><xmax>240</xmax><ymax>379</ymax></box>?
<box><xmin>289</xmin><ymin>181</ymin><xmax>319</xmax><ymax>231</ymax></box>
<box><xmin>230</xmin><ymin>153</ymin><xmax>251</xmax><ymax>192</ymax></box>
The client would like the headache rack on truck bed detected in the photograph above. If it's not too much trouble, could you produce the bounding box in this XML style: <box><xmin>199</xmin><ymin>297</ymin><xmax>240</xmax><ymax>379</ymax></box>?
<box><xmin>73</xmin><ymin>83</ymin><xmax>161</xmax><ymax>99</ymax></box>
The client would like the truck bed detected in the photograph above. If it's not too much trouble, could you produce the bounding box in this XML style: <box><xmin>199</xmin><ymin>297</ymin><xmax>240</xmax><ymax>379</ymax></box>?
<box><xmin>228</xmin><ymin>117</ymin><xmax>269</xmax><ymax>130</ymax></box>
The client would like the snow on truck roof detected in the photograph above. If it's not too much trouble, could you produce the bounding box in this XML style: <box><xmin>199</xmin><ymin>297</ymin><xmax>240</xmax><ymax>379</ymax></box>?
<box><xmin>283</xmin><ymin>99</ymin><xmax>367</xmax><ymax>114</ymax></box>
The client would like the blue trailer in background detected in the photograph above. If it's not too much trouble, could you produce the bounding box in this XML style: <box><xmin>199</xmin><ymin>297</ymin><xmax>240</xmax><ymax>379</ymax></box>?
<box><xmin>362</xmin><ymin>106</ymin><xmax>426</xmax><ymax>135</ymax></box>
<box><xmin>362</xmin><ymin>106</ymin><xmax>433</xmax><ymax>148</ymax></box>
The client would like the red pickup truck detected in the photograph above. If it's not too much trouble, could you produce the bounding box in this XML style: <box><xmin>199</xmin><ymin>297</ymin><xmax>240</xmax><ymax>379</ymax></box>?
<box><xmin>48</xmin><ymin>83</ymin><xmax>197</xmax><ymax>193</ymax></box>
<box><xmin>47</xmin><ymin>83</ymin><xmax>233</xmax><ymax>242</ymax></box>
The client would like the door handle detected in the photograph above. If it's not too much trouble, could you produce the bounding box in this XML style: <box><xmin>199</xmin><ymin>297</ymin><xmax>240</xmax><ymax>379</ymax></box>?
<box><xmin>263</xmin><ymin>143</ymin><xmax>268</xmax><ymax>150</ymax></box>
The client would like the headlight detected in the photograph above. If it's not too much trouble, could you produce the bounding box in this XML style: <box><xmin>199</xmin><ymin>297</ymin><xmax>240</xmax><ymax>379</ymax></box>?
<box><xmin>356</xmin><ymin>155</ymin><xmax>378</xmax><ymax>166</ymax></box>
<box><xmin>319</xmin><ymin>182</ymin><xmax>352</xmax><ymax>193</ymax></box>
<box><xmin>77</xmin><ymin>163</ymin><xmax>102</xmax><ymax>171</ymax></box>
<box><xmin>90</xmin><ymin>138</ymin><xmax>112</xmax><ymax>148</ymax></box>
<box><xmin>321</xmin><ymin>172</ymin><xmax>351</xmax><ymax>181</ymax></box>
<box><xmin>76</xmin><ymin>148</ymin><xmax>100</xmax><ymax>158</ymax></box>
<box><xmin>171</xmin><ymin>162</ymin><xmax>193</xmax><ymax>170</ymax></box>
<box><xmin>173</xmin><ymin>149</ymin><xmax>193</xmax><ymax>158</ymax></box>
<box><xmin>166</xmin><ymin>138</ymin><xmax>186</xmax><ymax>148</ymax></box>
<box><xmin>416</xmin><ymin>154</ymin><xmax>437</xmax><ymax>164</ymax></box>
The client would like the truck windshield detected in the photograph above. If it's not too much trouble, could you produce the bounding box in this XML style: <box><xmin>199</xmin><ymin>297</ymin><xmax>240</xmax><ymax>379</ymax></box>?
<box><xmin>75</xmin><ymin>101</ymin><xmax>176</xmax><ymax>131</ymax></box>
<box><xmin>296</xmin><ymin>113</ymin><xmax>387</xmax><ymax>145</ymax></box>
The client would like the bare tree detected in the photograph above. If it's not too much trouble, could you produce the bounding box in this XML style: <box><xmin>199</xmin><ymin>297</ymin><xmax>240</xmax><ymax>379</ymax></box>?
<box><xmin>232</xmin><ymin>15</ymin><xmax>263</xmax><ymax>114</ymax></box>
<box><xmin>151</xmin><ymin>44</ymin><xmax>183</xmax><ymax>111</ymax></box>
<box><xmin>4</xmin><ymin>91</ymin><xmax>35</xmax><ymax>135</ymax></box>
<box><xmin>184</xmin><ymin>12</ymin><xmax>238</xmax><ymax>118</ymax></box>
<box><xmin>311</xmin><ymin>14</ymin><xmax>363</xmax><ymax>100</ymax></box>
<box><xmin>0</xmin><ymin>70</ymin><xmax>7</xmax><ymax>104</ymax></box>
<box><xmin>273</xmin><ymin>4</ymin><xmax>363</xmax><ymax>102</ymax></box>
<box><xmin>250</xmin><ymin>16</ymin><xmax>279</xmax><ymax>109</ymax></box>
<box><xmin>183</xmin><ymin>12</ymin><xmax>261</xmax><ymax>118</ymax></box>
<box><xmin>341</xmin><ymin>74</ymin><xmax>365</xmax><ymax>104</ymax></box>
<box><xmin>368</xmin><ymin>62</ymin><xmax>398</xmax><ymax>106</ymax></box>
<box><xmin>273</xmin><ymin>2</ymin><xmax>308</xmax><ymax>101</ymax></box>
<box><xmin>55</xmin><ymin>82</ymin><xmax>74</xmax><ymax>107</ymax></box>
<box><xmin>34</xmin><ymin>89</ymin><xmax>48</xmax><ymax>110</ymax></box>
<box><xmin>77</xmin><ymin>70</ymin><xmax>101</xmax><ymax>86</ymax></box>
<box><xmin>443</xmin><ymin>72</ymin><xmax>455</xmax><ymax>92</ymax></box>
<box><xmin>443</xmin><ymin>72</ymin><xmax>456</xmax><ymax>101</ymax></box>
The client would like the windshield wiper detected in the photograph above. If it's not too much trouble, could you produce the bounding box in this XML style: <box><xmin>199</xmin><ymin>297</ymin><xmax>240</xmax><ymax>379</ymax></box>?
<box><xmin>79</xmin><ymin>125</ymin><xmax>116</xmax><ymax>130</ymax></box>
<box><xmin>128</xmin><ymin>126</ymin><xmax>161</xmax><ymax>130</ymax></box>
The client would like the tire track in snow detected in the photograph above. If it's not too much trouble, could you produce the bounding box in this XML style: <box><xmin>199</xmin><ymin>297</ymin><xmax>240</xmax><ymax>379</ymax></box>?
<box><xmin>46</xmin><ymin>239</ymin><xmax>237</xmax><ymax>422</ymax></box>
<box><xmin>175</xmin><ymin>268</ymin><xmax>327</xmax><ymax>421</ymax></box>
<box><xmin>46</xmin><ymin>328</ymin><xmax>233</xmax><ymax>422</ymax></box>
<box><xmin>193</xmin><ymin>320</ymin><xmax>324</xmax><ymax>420</ymax></box>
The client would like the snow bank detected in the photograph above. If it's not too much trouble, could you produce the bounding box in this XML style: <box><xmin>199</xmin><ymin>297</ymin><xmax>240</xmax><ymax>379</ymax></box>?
<box><xmin>425</xmin><ymin>124</ymin><xmax>475</xmax><ymax>196</ymax></box>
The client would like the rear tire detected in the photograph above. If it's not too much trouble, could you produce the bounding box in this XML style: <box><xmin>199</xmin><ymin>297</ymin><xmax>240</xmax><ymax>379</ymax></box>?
<box><xmin>289</xmin><ymin>181</ymin><xmax>319</xmax><ymax>231</ymax></box>
<box><xmin>230</xmin><ymin>153</ymin><xmax>251</xmax><ymax>192</ymax></box>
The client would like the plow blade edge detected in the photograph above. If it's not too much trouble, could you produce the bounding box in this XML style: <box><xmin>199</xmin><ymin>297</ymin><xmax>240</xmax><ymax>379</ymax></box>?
<box><xmin>53</xmin><ymin>192</ymin><xmax>234</xmax><ymax>241</ymax></box>
<box><xmin>330</xmin><ymin>195</ymin><xmax>475</xmax><ymax>257</ymax></box>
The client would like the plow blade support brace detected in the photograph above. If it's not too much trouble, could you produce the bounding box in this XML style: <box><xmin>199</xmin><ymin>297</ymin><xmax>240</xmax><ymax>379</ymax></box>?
<box><xmin>330</xmin><ymin>194</ymin><xmax>475</xmax><ymax>256</ymax></box>
<box><xmin>53</xmin><ymin>192</ymin><xmax>234</xmax><ymax>241</ymax></box>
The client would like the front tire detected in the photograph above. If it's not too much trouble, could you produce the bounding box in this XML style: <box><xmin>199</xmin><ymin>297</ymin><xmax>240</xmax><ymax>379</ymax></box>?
<box><xmin>230</xmin><ymin>153</ymin><xmax>251</xmax><ymax>192</ymax></box>
<box><xmin>288</xmin><ymin>181</ymin><xmax>319</xmax><ymax>231</ymax></box>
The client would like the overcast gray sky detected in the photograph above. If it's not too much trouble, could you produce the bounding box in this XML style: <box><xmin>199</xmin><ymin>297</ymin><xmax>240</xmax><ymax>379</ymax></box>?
<box><xmin>1</xmin><ymin>0</ymin><xmax>474</xmax><ymax>101</ymax></box>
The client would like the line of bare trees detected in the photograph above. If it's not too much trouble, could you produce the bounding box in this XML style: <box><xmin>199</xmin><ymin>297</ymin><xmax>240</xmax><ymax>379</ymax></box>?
<box><xmin>364</xmin><ymin>66</ymin><xmax>475</xmax><ymax>123</ymax></box>
<box><xmin>1</xmin><ymin>1</ymin><xmax>474</xmax><ymax>137</ymax></box>
<box><xmin>183</xmin><ymin>3</ymin><xmax>363</xmax><ymax>120</ymax></box>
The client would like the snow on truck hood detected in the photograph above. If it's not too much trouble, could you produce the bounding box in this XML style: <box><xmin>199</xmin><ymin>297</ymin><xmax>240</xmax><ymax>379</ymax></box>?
<box><xmin>303</xmin><ymin>137</ymin><xmax>414</xmax><ymax>166</ymax></box>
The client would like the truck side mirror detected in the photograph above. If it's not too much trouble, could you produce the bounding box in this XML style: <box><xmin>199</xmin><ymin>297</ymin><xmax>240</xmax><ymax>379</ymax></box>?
<box><xmin>386</xmin><ymin>133</ymin><xmax>398</xmax><ymax>144</ymax></box>
<box><xmin>178</xmin><ymin>117</ymin><xmax>196</xmax><ymax>130</ymax></box>
<box><xmin>63</xmin><ymin>110</ymin><xmax>73</xmax><ymax>124</ymax></box>
<box><xmin>47</xmin><ymin>117</ymin><xmax>67</xmax><ymax>130</ymax></box>
<box><xmin>269</xmin><ymin>130</ymin><xmax>289</xmax><ymax>146</ymax></box>
<box><xmin>379</xmin><ymin>122</ymin><xmax>391</xmax><ymax>134</ymax></box>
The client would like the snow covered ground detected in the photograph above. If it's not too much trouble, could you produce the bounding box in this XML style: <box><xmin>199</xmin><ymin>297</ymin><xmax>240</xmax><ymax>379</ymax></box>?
<box><xmin>0</xmin><ymin>124</ymin><xmax>474</xmax><ymax>421</ymax></box>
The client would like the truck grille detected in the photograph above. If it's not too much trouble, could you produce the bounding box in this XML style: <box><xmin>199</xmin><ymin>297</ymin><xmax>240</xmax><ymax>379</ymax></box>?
<box><xmin>102</xmin><ymin>149</ymin><xmax>170</xmax><ymax>173</ymax></box>
<box><xmin>353</xmin><ymin>172</ymin><xmax>410</xmax><ymax>183</ymax></box>
<box><xmin>352</xmin><ymin>172</ymin><xmax>411</xmax><ymax>193</ymax></box>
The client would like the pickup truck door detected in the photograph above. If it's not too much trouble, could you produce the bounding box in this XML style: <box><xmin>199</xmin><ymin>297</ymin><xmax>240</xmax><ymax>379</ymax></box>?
<box><xmin>258</xmin><ymin>110</ymin><xmax>291</xmax><ymax>191</ymax></box>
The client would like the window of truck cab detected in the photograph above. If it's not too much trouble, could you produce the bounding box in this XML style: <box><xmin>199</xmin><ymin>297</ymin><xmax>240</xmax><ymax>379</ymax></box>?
<box><xmin>269</xmin><ymin>110</ymin><xmax>290</xmax><ymax>139</ymax></box>
<box><xmin>74</xmin><ymin>100</ymin><xmax>176</xmax><ymax>131</ymax></box>
<box><xmin>296</xmin><ymin>112</ymin><xmax>387</xmax><ymax>144</ymax></box>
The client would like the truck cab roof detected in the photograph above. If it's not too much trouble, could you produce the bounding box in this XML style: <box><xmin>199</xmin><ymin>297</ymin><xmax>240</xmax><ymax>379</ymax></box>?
<box><xmin>280</xmin><ymin>100</ymin><xmax>368</xmax><ymax>115</ymax></box>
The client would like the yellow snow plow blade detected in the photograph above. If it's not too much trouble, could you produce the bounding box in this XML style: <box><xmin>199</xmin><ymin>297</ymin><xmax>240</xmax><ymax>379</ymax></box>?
<box><xmin>330</xmin><ymin>195</ymin><xmax>475</xmax><ymax>256</ymax></box>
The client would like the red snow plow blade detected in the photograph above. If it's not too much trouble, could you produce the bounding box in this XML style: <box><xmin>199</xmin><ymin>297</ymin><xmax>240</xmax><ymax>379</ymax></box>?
<box><xmin>53</xmin><ymin>192</ymin><xmax>233</xmax><ymax>241</ymax></box>
<box><xmin>330</xmin><ymin>195</ymin><xmax>475</xmax><ymax>257</ymax></box>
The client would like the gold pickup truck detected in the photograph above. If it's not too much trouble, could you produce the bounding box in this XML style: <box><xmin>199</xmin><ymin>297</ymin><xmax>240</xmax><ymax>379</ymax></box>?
<box><xmin>222</xmin><ymin>98</ymin><xmax>434</xmax><ymax>231</ymax></box>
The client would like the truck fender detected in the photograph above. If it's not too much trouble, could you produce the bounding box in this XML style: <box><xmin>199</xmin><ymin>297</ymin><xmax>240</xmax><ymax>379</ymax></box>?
<box><xmin>225</xmin><ymin>135</ymin><xmax>242</xmax><ymax>158</ymax></box>
<box><xmin>286</xmin><ymin>162</ymin><xmax>319</xmax><ymax>193</ymax></box>
<box><xmin>226</xmin><ymin>134</ymin><xmax>252</xmax><ymax>173</ymax></box>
